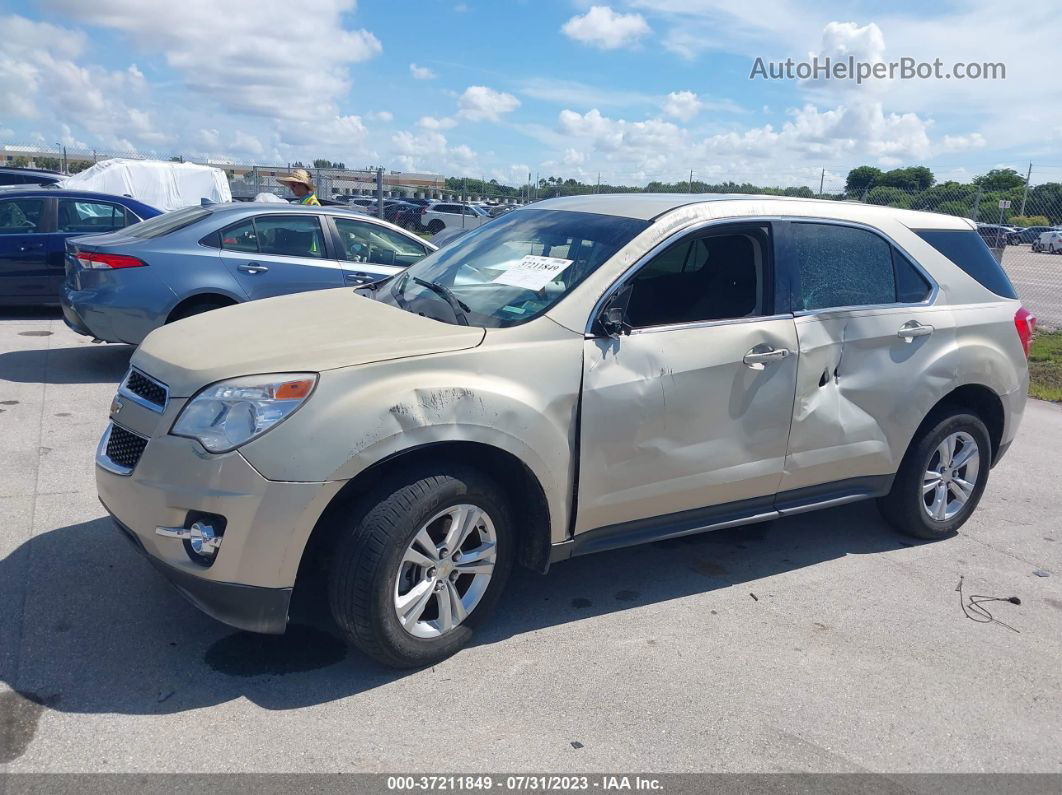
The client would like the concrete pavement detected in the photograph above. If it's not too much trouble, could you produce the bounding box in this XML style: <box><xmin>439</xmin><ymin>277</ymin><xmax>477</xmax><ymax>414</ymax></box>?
<box><xmin>1</xmin><ymin>310</ymin><xmax>1060</xmax><ymax>774</ymax></box>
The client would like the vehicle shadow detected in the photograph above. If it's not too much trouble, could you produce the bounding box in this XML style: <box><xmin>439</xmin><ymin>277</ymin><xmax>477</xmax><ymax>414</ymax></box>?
<box><xmin>0</xmin><ymin>307</ymin><xmax>63</xmax><ymax>322</ymax></box>
<box><xmin>0</xmin><ymin>502</ymin><xmax>927</xmax><ymax>719</ymax></box>
<box><xmin>0</xmin><ymin>344</ymin><xmax>132</xmax><ymax>385</ymax></box>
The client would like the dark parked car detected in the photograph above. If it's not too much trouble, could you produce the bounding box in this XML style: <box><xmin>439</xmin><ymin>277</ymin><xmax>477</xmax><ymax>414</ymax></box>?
<box><xmin>0</xmin><ymin>167</ymin><xmax>63</xmax><ymax>187</ymax></box>
<box><xmin>1007</xmin><ymin>225</ymin><xmax>1058</xmax><ymax>245</ymax></box>
<box><xmin>975</xmin><ymin>224</ymin><xmax>1012</xmax><ymax>249</ymax></box>
<box><xmin>0</xmin><ymin>189</ymin><xmax>160</xmax><ymax>305</ymax></box>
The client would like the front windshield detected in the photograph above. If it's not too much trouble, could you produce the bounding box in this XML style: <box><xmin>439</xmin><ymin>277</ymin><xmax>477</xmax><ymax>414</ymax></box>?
<box><xmin>378</xmin><ymin>208</ymin><xmax>649</xmax><ymax>327</ymax></box>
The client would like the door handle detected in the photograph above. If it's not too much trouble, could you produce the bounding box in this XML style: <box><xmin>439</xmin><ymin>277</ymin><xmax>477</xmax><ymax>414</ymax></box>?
<box><xmin>897</xmin><ymin>320</ymin><xmax>933</xmax><ymax>342</ymax></box>
<box><xmin>237</xmin><ymin>263</ymin><xmax>268</xmax><ymax>274</ymax></box>
<box><xmin>743</xmin><ymin>345</ymin><xmax>790</xmax><ymax>369</ymax></box>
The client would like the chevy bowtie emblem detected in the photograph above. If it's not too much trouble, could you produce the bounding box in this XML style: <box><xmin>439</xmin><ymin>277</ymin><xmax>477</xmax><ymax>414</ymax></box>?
<box><xmin>111</xmin><ymin>396</ymin><xmax>124</xmax><ymax>416</ymax></box>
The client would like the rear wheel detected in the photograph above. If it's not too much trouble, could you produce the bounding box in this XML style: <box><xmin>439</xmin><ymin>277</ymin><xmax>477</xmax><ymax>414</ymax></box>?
<box><xmin>878</xmin><ymin>411</ymin><xmax>991</xmax><ymax>540</ymax></box>
<box><xmin>427</xmin><ymin>219</ymin><xmax>445</xmax><ymax>235</ymax></box>
<box><xmin>167</xmin><ymin>297</ymin><xmax>233</xmax><ymax>323</ymax></box>
<box><xmin>327</xmin><ymin>466</ymin><xmax>514</xmax><ymax>668</ymax></box>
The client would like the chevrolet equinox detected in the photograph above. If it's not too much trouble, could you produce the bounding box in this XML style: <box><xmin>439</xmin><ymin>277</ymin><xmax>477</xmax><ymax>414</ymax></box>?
<box><xmin>97</xmin><ymin>194</ymin><xmax>1034</xmax><ymax>667</ymax></box>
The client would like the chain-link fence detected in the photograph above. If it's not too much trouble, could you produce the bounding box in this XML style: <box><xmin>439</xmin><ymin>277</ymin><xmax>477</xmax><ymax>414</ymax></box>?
<box><xmin>4</xmin><ymin>144</ymin><xmax>1059</xmax><ymax>328</ymax></box>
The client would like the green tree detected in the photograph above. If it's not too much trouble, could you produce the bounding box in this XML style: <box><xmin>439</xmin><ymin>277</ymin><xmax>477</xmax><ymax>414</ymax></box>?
<box><xmin>973</xmin><ymin>168</ymin><xmax>1025</xmax><ymax>192</ymax></box>
<box><xmin>877</xmin><ymin>166</ymin><xmax>934</xmax><ymax>191</ymax></box>
<box><xmin>845</xmin><ymin>165</ymin><xmax>882</xmax><ymax>194</ymax></box>
<box><xmin>866</xmin><ymin>186</ymin><xmax>911</xmax><ymax>207</ymax></box>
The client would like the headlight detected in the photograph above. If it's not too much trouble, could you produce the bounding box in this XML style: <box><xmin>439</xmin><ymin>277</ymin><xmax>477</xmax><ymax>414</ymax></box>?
<box><xmin>171</xmin><ymin>373</ymin><xmax>317</xmax><ymax>453</ymax></box>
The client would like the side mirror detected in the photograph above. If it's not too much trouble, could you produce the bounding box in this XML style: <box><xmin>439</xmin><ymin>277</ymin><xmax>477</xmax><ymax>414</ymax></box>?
<box><xmin>597</xmin><ymin>285</ymin><xmax>632</xmax><ymax>338</ymax></box>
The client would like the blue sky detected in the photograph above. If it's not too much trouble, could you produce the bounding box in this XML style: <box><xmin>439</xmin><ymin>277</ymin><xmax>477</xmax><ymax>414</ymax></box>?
<box><xmin>2</xmin><ymin>0</ymin><xmax>1060</xmax><ymax>188</ymax></box>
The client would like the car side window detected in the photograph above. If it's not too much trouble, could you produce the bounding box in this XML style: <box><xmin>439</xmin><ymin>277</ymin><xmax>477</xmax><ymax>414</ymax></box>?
<box><xmin>253</xmin><ymin>215</ymin><xmax>325</xmax><ymax>259</ymax></box>
<box><xmin>894</xmin><ymin>250</ymin><xmax>931</xmax><ymax>303</ymax></box>
<box><xmin>790</xmin><ymin>223</ymin><xmax>896</xmax><ymax>310</ymax></box>
<box><xmin>57</xmin><ymin>199</ymin><xmax>128</xmax><ymax>233</ymax></box>
<box><xmin>0</xmin><ymin>198</ymin><xmax>45</xmax><ymax>235</ymax></box>
<box><xmin>333</xmin><ymin>218</ymin><xmax>428</xmax><ymax>266</ymax></box>
<box><xmin>624</xmin><ymin>229</ymin><xmax>767</xmax><ymax>328</ymax></box>
<box><xmin>219</xmin><ymin>219</ymin><xmax>258</xmax><ymax>252</ymax></box>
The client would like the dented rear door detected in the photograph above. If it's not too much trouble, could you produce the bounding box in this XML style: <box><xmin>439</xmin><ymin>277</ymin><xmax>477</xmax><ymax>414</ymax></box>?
<box><xmin>776</xmin><ymin>219</ymin><xmax>956</xmax><ymax>493</ymax></box>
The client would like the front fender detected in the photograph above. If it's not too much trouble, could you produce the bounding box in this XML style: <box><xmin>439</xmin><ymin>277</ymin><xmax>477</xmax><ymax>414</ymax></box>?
<box><xmin>240</xmin><ymin>331</ymin><xmax>584</xmax><ymax>545</ymax></box>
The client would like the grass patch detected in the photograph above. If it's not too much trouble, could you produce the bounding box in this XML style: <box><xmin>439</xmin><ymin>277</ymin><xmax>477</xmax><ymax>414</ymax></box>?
<box><xmin>1029</xmin><ymin>331</ymin><xmax>1062</xmax><ymax>402</ymax></box>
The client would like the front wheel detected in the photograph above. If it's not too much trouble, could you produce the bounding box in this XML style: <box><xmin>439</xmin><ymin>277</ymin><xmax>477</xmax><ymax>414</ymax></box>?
<box><xmin>878</xmin><ymin>411</ymin><xmax>992</xmax><ymax>540</ymax></box>
<box><xmin>327</xmin><ymin>467</ymin><xmax>514</xmax><ymax>668</ymax></box>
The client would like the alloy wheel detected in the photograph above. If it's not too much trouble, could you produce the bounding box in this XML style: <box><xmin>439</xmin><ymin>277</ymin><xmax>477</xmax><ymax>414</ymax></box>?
<box><xmin>922</xmin><ymin>431</ymin><xmax>980</xmax><ymax>522</ymax></box>
<box><xmin>393</xmin><ymin>504</ymin><xmax>497</xmax><ymax>639</ymax></box>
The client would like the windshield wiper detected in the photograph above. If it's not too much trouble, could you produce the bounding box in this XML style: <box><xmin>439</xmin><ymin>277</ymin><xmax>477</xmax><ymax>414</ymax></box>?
<box><xmin>412</xmin><ymin>276</ymin><xmax>472</xmax><ymax>325</ymax></box>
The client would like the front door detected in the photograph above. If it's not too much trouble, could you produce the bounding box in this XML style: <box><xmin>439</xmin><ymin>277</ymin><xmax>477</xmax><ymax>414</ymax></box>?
<box><xmin>218</xmin><ymin>213</ymin><xmax>343</xmax><ymax>300</ymax></box>
<box><xmin>576</xmin><ymin>223</ymin><xmax>799</xmax><ymax>535</ymax></box>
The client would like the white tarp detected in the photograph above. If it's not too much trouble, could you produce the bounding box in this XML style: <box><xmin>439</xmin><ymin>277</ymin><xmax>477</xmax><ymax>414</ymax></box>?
<box><xmin>59</xmin><ymin>158</ymin><xmax>231</xmax><ymax>212</ymax></box>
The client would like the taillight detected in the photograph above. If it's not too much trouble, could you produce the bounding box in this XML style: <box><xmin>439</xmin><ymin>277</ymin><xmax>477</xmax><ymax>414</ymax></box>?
<box><xmin>1014</xmin><ymin>306</ymin><xmax>1035</xmax><ymax>357</ymax></box>
<box><xmin>420</xmin><ymin>207</ymin><xmax>427</xmax><ymax>215</ymax></box>
<box><xmin>76</xmin><ymin>251</ymin><xmax>147</xmax><ymax>270</ymax></box>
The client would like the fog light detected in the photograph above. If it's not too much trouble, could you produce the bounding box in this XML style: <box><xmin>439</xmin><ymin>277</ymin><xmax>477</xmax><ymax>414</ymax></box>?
<box><xmin>188</xmin><ymin>521</ymin><xmax>222</xmax><ymax>557</ymax></box>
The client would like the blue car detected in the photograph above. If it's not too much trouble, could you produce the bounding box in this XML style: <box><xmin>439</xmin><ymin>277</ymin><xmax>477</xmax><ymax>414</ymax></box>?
<box><xmin>0</xmin><ymin>188</ymin><xmax>160</xmax><ymax>305</ymax></box>
<box><xmin>61</xmin><ymin>202</ymin><xmax>436</xmax><ymax>345</ymax></box>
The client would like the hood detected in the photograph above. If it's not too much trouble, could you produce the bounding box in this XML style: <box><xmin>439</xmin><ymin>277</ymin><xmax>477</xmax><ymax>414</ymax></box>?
<box><xmin>132</xmin><ymin>288</ymin><xmax>485</xmax><ymax>397</ymax></box>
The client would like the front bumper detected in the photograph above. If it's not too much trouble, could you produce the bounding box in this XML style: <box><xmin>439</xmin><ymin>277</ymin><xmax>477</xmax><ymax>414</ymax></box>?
<box><xmin>109</xmin><ymin>510</ymin><xmax>292</xmax><ymax>633</ymax></box>
<box><xmin>97</xmin><ymin>420</ymin><xmax>345</xmax><ymax>634</ymax></box>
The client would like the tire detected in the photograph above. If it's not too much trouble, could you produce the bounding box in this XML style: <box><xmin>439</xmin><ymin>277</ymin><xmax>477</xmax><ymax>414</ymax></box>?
<box><xmin>427</xmin><ymin>219</ymin><xmax>445</xmax><ymax>235</ymax></box>
<box><xmin>327</xmin><ymin>466</ymin><xmax>515</xmax><ymax>668</ymax></box>
<box><xmin>877</xmin><ymin>410</ymin><xmax>992</xmax><ymax>540</ymax></box>
<box><xmin>168</xmin><ymin>298</ymin><xmax>232</xmax><ymax>323</ymax></box>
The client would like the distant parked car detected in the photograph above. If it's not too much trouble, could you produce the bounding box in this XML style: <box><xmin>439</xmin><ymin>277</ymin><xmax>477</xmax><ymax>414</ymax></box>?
<box><xmin>0</xmin><ymin>167</ymin><xmax>63</xmax><ymax>187</ymax></box>
<box><xmin>1034</xmin><ymin>230</ymin><xmax>1062</xmax><ymax>253</ymax></box>
<box><xmin>976</xmin><ymin>224</ymin><xmax>1013</xmax><ymax>249</ymax></box>
<box><xmin>61</xmin><ymin>203</ymin><xmax>436</xmax><ymax>345</ymax></box>
<box><xmin>421</xmin><ymin>201</ymin><xmax>491</xmax><ymax>235</ymax></box>
<box><xmin>0</xmin><ymin>188</ymin><xmax>160</xmax><ymax>305</ymax></box>
<box><xmin>1015</xmin><ymin>226</ymin><xmax>1059</xmax><ymax>247</ymax></box>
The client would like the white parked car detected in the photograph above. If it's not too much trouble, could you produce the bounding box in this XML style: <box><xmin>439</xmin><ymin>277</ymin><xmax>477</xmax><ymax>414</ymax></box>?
<box><xmin>1033</xmin><ymin>230</ymin><xmax>1062</xmax><ymax>253</ymax></box>
<box><xmin>421</xmin><ymin>201</ymin><xmax>491</xmax><ymax>235</ymax></box>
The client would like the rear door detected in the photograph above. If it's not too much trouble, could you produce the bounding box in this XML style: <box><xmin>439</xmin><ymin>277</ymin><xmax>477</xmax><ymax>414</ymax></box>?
<box><xmin>0</xmin><ymin>196</ymin><xmax>52</xmax><ymax>302</ymax></box>
<box><xmin>329</xmin><ymin>216</ymin><xmax>430</xmax><ymax>286</ymax></box>
<box><xmin>776</xmin><ymin>219</ymin><xmax>951</xmax><ymax>495</ymax></box>
<box><xmin>217</xmin><ymin>213</ymin><xmax>343</xmax><ymax>300</ymax></box>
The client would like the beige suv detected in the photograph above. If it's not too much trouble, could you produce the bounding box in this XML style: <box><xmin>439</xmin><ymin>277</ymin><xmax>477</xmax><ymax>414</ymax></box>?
<box><xmin>97</xmin><ymin>194</ymin><xmax>1034</xmax><ymax>667</ymax></box>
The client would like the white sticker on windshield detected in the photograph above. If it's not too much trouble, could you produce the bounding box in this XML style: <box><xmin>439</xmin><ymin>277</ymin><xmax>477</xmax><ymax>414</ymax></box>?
<box><xmin>491</xmin><ymin>255</ymin><xmax>573</xmax><ymax>290</ymax></box>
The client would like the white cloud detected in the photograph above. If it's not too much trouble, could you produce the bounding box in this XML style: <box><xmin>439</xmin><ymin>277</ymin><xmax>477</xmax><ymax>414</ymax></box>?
<box><xmin>457</xmin><ymin>86</ymin><xmax>520</xmax><ymax>122</ymax></box>
<box><xmin>368</xmin><ymin>110</ymin><xmax>394</xmax><ymax>122</ymax></box>
<box><xmin>391</xmin><ymin>127</ymin><xmax>478</xmax><ymax>173</ymax></box>
<box><xmin>417</xmin><ymin>115</ymin><xmax>457</xmax><ymax>130</ymax></box>
<box><xmin>562</xmin><ymin>5</ymin><xmax>651</xmax><ymax>50</ymax></box>
<box><xmin>46</xmin><ymin>0</ymin><xmax>381</xmax><ymax>119</ymax></box>
<box><xmin>662</xmin><ymin>91</ymin><xmax>702</xmax><ymax>121</ymax></box>
<box><xmin>410</xmin><ymin>62</ymin><xmax>436</xmax><ymax>80</ymax></box>
<box><xmin>0</xmin><ymin>14</ymin><xmax>167</xmax><ymax>149</ymax></box>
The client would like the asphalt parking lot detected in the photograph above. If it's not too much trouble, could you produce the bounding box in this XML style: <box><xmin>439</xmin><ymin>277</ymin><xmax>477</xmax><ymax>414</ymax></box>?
<box><xmin>1</xmin><ymin>310</ymin><xmax>1060</xmax><ymax>774</ymax></box>
<box><xmin>1002</xmin><ymin>245</ymin><xmax>1062</xmax><ymax>329</ymax></box>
